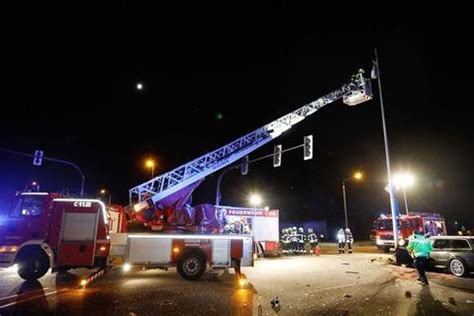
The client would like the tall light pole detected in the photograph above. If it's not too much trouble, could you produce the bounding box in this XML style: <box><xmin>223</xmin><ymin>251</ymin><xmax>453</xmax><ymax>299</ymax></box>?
<box><xmin>342</xmin><ymin>172</ymin><xmax>363</xmax><ymax>229</ymax></box>
<box><xmin>248</xmin><ymin>193</ymin><xmax>262</xmax><ymax>256</ymax></box>
<box><xmin>248</xmin><ymin>193</ymin><xmax>262</xmax><ymax>231</ymax></box>
<box><xmin>100</xmin><ymin>189</ymin><xmax>111</xmax><ymax>205</ymax></box>
<box><xmin>393</xmin><ymin>172</ymin><xmax>415</xmax><ymax>215</ymax></box>
<box><xmin>373</xmin><ymin>48</ymin><xmax>399</xmax><ymax>244</ymax></box>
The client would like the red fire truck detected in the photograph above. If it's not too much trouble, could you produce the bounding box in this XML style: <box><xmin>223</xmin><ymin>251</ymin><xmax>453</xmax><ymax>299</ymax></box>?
<box><xmin>0</xmin><ymin>192</ymin><xmax>110</xmax><ymax>280</ymax></box>
<box><xmin>0</xmin><ymin>192</ymin><xmax>252</xmax><ymax>282</ymax></box>
<box><xmin>372</xmin><ymin>212</ymin><xmax>447</xmax><ymax>252</ymax></box>
<box><xmin>1</xmin><ymin>69</ymin><xmax>372</xmax><ymax>283</ymax></box>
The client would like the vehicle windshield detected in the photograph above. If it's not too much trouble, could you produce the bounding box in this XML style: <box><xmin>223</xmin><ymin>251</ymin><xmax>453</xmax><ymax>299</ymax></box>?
<box><xmin>375</xmin><ymin>219</ymin><xmax>393</xmax><ymax>230</ymax></box>
<box><xmin>9</xmin><ymin>195</ymin><xmax>46</xmax><ymax>217</ymax></box>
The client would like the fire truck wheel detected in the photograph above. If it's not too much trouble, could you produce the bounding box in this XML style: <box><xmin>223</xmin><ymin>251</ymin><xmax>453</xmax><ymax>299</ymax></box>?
<box><xmin>16</xmin><ymin>248</ymin><xmax>50</xmax><ymax>281</ymax></box>
<box><xmin>177</xmin><ymin>251</ymin><xmax>206</xmax><ymax>281</ymax></box>
<box><xmin>383</xmin><ymin>246</ymin><xmax>391</xmax><ymax>253</ymax></box>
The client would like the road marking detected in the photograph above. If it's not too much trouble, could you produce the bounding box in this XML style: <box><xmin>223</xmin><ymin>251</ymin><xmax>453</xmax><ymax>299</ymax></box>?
<box><xmin>0</xmin><ymin>287</ymin><xmax>50</xmax><ymax>302</ymax></box>
<box><xmin>0</xmin><ymin>289</ymin><xmax>65</xmax><ymax>309</ymax></box>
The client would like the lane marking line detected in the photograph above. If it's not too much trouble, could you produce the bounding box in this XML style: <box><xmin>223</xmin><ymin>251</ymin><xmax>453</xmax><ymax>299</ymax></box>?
<box><xmin>0</xmin><ymin>287</ymin><xmax>50</xmax><ymax>302</ymax></box>
<box><xmin>0</xmin><ymin>289</ymin><xmax>66</xmax><ymax>309</ymax></box>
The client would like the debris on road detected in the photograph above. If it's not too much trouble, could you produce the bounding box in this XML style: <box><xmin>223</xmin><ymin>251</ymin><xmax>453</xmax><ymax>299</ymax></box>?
<box><xmin>405</xmin><ymin>291</ymin><xmax>412</xmax><ymax>299</ymax></box>
<box><xmin>448</xmin><ymin>297</ymin><xmax>456</xmax><ymax>305</ymax></box>
<box><xmin>271</xmin><ymin>294</ymin><xmax>281</xmax><ymax>313</ymax></box>
<box><xmin>344</xmin><ymin>293</ymin><xmax>351</xmax><ymax>298</ymax></box>
<box><xmin>345</xmin><ymin>271</ymin><xmax>359</xmax><ymax>274</ymax></box>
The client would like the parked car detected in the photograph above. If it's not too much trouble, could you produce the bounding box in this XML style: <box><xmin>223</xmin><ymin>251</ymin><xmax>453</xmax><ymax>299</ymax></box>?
<box><xmin>395</xmin><ymin>236</ymin><xmax>474</xmax><ymax>277</ymax></box>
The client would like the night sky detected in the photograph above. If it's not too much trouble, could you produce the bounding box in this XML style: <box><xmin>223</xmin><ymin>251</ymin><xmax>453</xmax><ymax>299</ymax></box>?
<box><xmin>1</xmin><ymin>6</ymin><xmax>473</xmax><ymax>239</ymax></box>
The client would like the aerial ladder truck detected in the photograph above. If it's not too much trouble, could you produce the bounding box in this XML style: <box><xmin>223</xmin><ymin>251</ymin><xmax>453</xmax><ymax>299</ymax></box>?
<box><xmin>111</xmin><ymin>68</ymin><xmax>373</xmax><ymax>279</ymax></box>
<box><xmin>0</xmin><ymin>69</ymin><xmax>372</xmax><ymax>282</ymax></box>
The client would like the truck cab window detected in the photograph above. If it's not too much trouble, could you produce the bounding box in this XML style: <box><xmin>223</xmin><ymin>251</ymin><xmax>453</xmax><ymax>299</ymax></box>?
<box><xmin>9</xmin><ymin>196</ymin><xmax>45</xmax><ymax>217</ymax></box>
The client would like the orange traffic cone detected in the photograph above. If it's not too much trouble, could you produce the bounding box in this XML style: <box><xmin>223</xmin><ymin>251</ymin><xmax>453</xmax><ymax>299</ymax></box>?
<box><xmin>315</xmin><ymin>246</ymin><xmax>320</xmax><ymax>256</ymax></box>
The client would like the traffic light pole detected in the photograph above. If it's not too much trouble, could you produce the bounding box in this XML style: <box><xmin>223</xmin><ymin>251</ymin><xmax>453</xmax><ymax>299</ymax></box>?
<box><xmin>0</xmin><ymin>148</ymin><xmax>86</xmax><ymax>197</ymax></box>
<box><xmin>215</xmin><ymin>164</ymin><xmax>240</xmax><ymax>206</ymax></box>
<box><xmin>214</xmin><ymin>143</ymin><xmax>305</xmax><ymax>206</ymax></box>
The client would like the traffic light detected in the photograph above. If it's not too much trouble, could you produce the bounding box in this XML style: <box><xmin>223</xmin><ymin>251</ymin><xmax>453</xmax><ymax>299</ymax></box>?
<box><xmin>33</xmin><ymin>150</ymin><xmax>44</xmax><ymax>166</ymax></box>
<box><xmin>273</xmin><ymin>145</ymin><xmax>282</xmax><ymax>167</ymax></box>
<box><xmin>241</xmin><ymin>155</ymin><xmax>249</xmax><ymax>175</ymax></box>
<box><xmin>303</xmin><ymin>135</ymin><xmax>313</xmax><ymax>160</ymax></box>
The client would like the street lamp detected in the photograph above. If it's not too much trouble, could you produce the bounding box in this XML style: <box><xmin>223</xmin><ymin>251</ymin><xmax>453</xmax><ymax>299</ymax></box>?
<box><xmin>342</xmin><ymin>172</ymin><xmax>363</xmax><ymax>229</ymax></box>
<box><xmin>248</xmin><ymin>193</ymin><xmax>263</xmax><ymax>256</ymax></box>
<box><xmin>393</xmin><ymin>172</ymin><xmax>415</xmax><ymax>215</ymax></box>
<box><xmin>249</xmin><ymin>194</ymin><xmax>262</xmax><ymax>209</ymax></box>
<box><xmin>145</xmin><ymin>159</ymin><xmax>155</xmax><ymax>178</ymax></box>
<box><xmin>99</xmin><ymin>189</ymin><xmax>111</xmax><ymax>205</ymax></box>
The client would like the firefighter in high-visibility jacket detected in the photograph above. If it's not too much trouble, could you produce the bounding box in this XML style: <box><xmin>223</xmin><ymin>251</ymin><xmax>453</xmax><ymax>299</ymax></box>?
<box><xmin>298</xmin><ymin>227</ymin><xmax>305</xmax><ymax>254</ymax></box>
<box><xmin>337</xmin><ymin>228</ymin><xmax>345</xmax><ymax>254</ymax></box>
<box><xmin>290</xmin><ymin>226</ymin><xmax>298</xmax><ymax>254</ymax></box>
<box><xmin>345</xmin><ymin>228</ymin><xmax>354</xmax><ymax>254</ymax></box>
<box><xmin>307</xmin><ymin>228</ymin><xmax>318</xmax><ymax>254</ymax></box>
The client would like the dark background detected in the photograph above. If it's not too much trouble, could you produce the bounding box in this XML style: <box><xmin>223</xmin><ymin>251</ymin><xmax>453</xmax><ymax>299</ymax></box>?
<box><xmin>1</xmin><ymin>5</ymin><xmax>473</xmax><ymax>239</ymax></box>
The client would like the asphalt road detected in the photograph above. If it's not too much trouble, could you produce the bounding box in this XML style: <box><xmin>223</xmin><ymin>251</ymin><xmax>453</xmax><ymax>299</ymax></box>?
<box><xmin>1</xmin><ymin>246</ymin><xmax>473</xmax><ymax>315</ymax></box>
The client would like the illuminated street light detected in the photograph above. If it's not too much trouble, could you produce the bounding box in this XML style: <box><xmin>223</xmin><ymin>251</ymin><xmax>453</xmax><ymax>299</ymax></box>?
<box><xmin>248</xmin><ymin>193</ymin><xmax>263</xmax><ymax>254</ymax></box>
<box><xmin>99</xmin><ymin>188</ymin><xmax>111</xmax><ymax>205</ymax></box>
<box><xmin>393</xmin><ymin>172</ymin><xmax>415</xmax><ymax>215</ymax></box>
<box><xmin>145</xmin><ymin>159</ymin><xmax>155</xmax><ymax>178</ymax></box>
<box><xmin>393</xmin><ymin>172</ymin><xmax>415</xmax><ymax>189</ymax></box>
<box><xmin>136</xmin><ymin>82</ymin><xmax>143</xmax><ymax>90</ymax></box>
<box><xmin>249</xmin><ymin>194</ymin><xmax>262</xmax><ymax>208</ymax></box>
<box><xmin>342</xmin><ymin>172</ymin><xmax>364</xmax><ymax>229</ymax></box>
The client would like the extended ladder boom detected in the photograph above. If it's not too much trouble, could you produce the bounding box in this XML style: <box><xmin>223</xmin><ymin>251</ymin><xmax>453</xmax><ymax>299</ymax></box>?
<box><xmin>130</xmin><ymin>70</ymin><xmax>372</xmax><ymax>208</ymax></box>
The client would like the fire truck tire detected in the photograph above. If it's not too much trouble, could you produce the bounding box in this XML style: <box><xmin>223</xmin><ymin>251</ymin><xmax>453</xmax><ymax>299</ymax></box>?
<box><xmin>383</xmin><ymin>246</ymin><xmax>391</xmax><ymax>253</ymax></box>
<box><xmin>16</xmin><ymin>248</ymin><xmax>50</xmax><ymax>281</ymax></box>
<box><xmin>177</xmin><ymin>251</ymin><xmax>206</xmax><ymax>281</ymax></box>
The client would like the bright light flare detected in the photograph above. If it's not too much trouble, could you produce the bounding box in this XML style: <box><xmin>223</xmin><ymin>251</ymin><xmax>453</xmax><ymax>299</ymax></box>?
<box><xmin>393</xmin><ymin>172</ymin><xmax>415</xmax><ymax>189</ymax></box>
<box><xmin>238</xmin><ymin>277</ymin><xmax>248</xmax><ymax>287</ymax></box>
<box><xmin>249</xmin><ymin>194</ymin><xmax>262</xmax><ymax>207</ymax></box>
<box><xmin>136</xmin><ymin>82</ymin><xmax>143</xmax><ymax>90</ymax></box>
<box><xmin>80</xmin><ymin>279</ymin><xmax>87</xmax><ymax>287</ymax></box>
<box><xmin>353</xmin><ymin>172</ymin><xmax>363</xmax><ymax>181</ymax></box>
<box><xmin>123</xmin><ymin>263</ymin><xmax>131</xmax><ymax>272</ymax></box>
<box><xmin>145</xmin><ymin>159</ymin><xmax>155</xmax><ymax>168</ymax></box>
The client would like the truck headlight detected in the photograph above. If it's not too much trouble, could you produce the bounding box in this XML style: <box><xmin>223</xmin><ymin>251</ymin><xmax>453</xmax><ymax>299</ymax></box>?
<box><xmin>122</xmin><ymin>263</ymin><xmax>131</xmax><ymax>272</ymax></box>
<box><xmin>398</xmin><ymin>238</ymin><xmax>406</xmax><ymax>246</ymax></box>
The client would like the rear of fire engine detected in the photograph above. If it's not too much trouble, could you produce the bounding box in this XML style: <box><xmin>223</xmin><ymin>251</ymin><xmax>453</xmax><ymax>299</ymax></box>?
<box><xmin>0</xmin><ymin>192</ymin><xmax>110</xmax><ymax>280</ymax></box>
